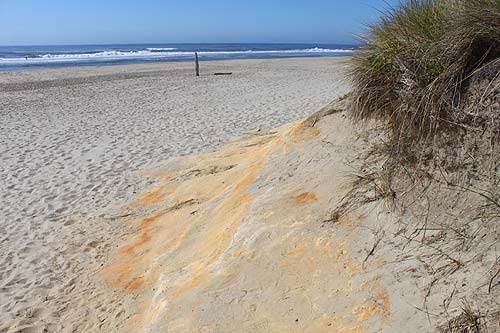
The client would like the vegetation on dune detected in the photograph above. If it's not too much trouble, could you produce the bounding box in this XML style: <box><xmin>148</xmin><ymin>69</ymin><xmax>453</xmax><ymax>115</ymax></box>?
<box><xmin>344</xmin><ymin>1</ymin><xmax>500</xmax><ymax>330</ymax></box>
<box><xmin>347</xmin><ymin>0</ymin><xmax>499</xmax><ymax>251</ymax></box>
<box><xmin>351</xmin><ymin>0</ymin><xmax>500</xmax><ymax>154</ymax></box>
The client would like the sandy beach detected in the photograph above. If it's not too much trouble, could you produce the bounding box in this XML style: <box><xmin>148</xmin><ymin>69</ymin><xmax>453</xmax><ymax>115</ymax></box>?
<box><xmin>2</xmin><ymin>0</ymin><xmax>497</xmax><ymax>330</ymax></box>
<box><xmin>0</xmin><ymin>57</ymin><xmax>351</xmax><ymax>332</ymax></box>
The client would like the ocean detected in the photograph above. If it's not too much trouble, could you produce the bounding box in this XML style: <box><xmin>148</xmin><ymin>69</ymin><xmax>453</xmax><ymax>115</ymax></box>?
<box><xmin>0</xmin><ymin>43</ymin><xmax>357</xmax><ymax>71</ymax></box>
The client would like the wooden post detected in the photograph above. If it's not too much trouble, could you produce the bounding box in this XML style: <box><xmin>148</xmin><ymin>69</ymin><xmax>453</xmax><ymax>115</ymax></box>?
<box><xmin>195</xmin><ymin>52</ymin><xmax>200</xmax><ymax>77</ymax></box>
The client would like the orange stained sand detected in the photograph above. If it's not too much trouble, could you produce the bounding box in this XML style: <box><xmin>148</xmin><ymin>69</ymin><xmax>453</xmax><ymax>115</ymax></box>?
<box><xmin>137</xmin><ymin>188</ymin><xmax>167</xmax><ymax>207</ymax></box>
<box><xmin>118</xmin><ymin>212</ymin><xmax>163</xmax><ymax>255</ymax></box>
<box><xmin>290</xmin><ymin>122</ymin><xmax>321</xmax><ymax>142</ymax></box>
<box><xmin>352</xmin><ymin>289</ymin><xmax>391</xmax><ymax>324</ymax></box>
<box><xmin>120</xmin><ymin>230</ymin><xmax>152</xmax><ymax>255</ymax></box>
<box><xmin>338</xmin><ymin>326</ymin><xmax>366</xmax><ymax>333</ymax></box>
<box><xmin>103</xmin><ymin>213</ymin><xmax>164</xmax><ymax>292</ymax></box>
<box><xmin>171</xmin><ymin>274</ymin><xmax>213</xmax><ymax>297</ymax></box>
<box><xmin>102</xmin><ymin>122</ymin><xmax>285</xmax><ymax>305</ymax></box>
<box><xmin>99</xmin><ymin>118</ymin><xmax>395</xmax><ymax>332</ymax></box>
<box><xmin>123</xmin><ymin>276</ymin><xmax>146</xmax><ymax>291</ymax></box>
<box><xmin>283</xmin><ymin>121</ymin><xmax>321</xmax><ymax>153</ymax></box>
<box><xmin>339</xmin><ymin>214</ymin><xmax>350</xmax><ymax>224</ymax></box>
<box><xmin>104</xmin><ymin>256</ymin><xmax>147</xmax><ymax>292</ymax></box>
<box><xmin>168</xmin><ymin>165</ymin><xmax>258</xmax><ymax>297</ymax></box>
<box><xmin>139</xmin><ymin>213</ymin><xmax>162</xmax><ymax>228</ymax></box>
<box><xmin>231</xmin><ymin>247</ymin><xmax>247</xmax><ymax>258</ymax></box>
<box><xmin>287</xmin><ymin>246</ymin><xmax>306</xmax><ymax>258</ymax></box>
<box><xmin>324</xmin><ymin>242</ymin><xmax>334</xmax><ymax>255</ymax></box>
<box><xmin>294</xmin><ymin>191</ymin><xmax>319</xmax><ymax>205</ymax></box>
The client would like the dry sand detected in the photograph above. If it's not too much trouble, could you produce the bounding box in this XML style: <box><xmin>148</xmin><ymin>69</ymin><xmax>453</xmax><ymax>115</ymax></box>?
<box><xmin>0</xmin><ymin>58</ymin><xmax>351</xmax><ymax>332</ymax></box>
<box><xmin>1</xmin><ymin>57</ymin><xmax>490</xmax><ymax>333</ymax></box>
<box><xmin>77</xmin><ymin>101</ymin><xmax>434</xmax><ymax>333</ymax></box>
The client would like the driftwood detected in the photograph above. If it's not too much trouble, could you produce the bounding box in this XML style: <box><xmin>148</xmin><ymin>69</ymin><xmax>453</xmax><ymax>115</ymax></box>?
<box><xmin>195</xmin><ymin>52</ymin><xmax>200</xmax><ymax>77</ymax></box>
<box><xmin>213</xmin><ymin>72</ymin><xmax>232</xmax><ymax>76</ymax></box>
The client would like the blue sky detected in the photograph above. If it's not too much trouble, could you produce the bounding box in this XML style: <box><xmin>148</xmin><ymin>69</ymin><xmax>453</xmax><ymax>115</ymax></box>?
<box><xmin>0</xmin><ymin>0</ymin><xmax>400</xmax><ymax>45</ymax></box>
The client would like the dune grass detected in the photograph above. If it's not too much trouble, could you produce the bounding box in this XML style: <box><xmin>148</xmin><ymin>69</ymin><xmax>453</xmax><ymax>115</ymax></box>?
<box><xmin>345</xmin><ymin>2</ymin><xmax>500</xmax><ymax>331</ymax></box>
<box><xmin>350</xmin><ymin>0</ymin><xmax>500</xmax><ymax>154</ymax></box>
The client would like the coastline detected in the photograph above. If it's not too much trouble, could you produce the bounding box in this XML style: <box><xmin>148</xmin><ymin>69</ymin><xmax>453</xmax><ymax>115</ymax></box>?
<box><xmin>0</xmin><ymin>43</ymin><xmax>355</xmax><ymax>71</ymax></box>
<box><xmin>0</xmin><ymin>55</ymin><xmax>351</xmax><ymax>81</ymax></box>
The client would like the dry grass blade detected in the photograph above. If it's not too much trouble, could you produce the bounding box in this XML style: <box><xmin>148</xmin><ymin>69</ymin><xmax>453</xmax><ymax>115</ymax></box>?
<box><xmin>439</xmin><ymin>302</ymin><xmax>483</xmax><ymax>333</ymax></box>
<box><xmin>350</xmin><ymin>0</ymin><xmax>500</xmax><ymax>159</ymax></box>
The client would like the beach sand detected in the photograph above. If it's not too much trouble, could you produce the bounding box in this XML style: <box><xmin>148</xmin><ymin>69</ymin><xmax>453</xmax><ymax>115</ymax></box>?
<box><xmin>0</xmin><ymin>57</ymin><xmax>351</xmax><ymax>332</ymax></box>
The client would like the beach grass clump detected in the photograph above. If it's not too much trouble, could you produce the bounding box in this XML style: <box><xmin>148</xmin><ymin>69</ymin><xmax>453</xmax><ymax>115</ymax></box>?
<box><xmin>350</xmin><ymin>0</ymin><xmax>500</xmax><ymax>154</ymax></box>
<box><xmin>346</xmin><ymin>2</ymin><xmax>500</xmax><ymax>330</ymax></box>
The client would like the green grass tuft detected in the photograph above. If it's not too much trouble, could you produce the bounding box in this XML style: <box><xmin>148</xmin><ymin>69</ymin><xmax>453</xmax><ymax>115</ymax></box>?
<box><xmin>350</xmin><ymin>0</ymin><xmax>500</xmax><ymax>154</ymax></box>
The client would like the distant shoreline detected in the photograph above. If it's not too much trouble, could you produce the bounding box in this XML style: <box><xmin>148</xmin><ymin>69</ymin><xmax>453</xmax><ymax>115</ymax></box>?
<box><xmin>0</xmin><ymin>55</ymin><xmax>352</xmax><ymax>77</ymax></box>
<box><xmin>0</xmin><ymin>55</ymin><xmax>353</xmax><ymax>72</ymax></box>
<box><xmin>0</xmin><ymin>43</ymin><xmax>356</xmax><ymax>71</ymax></box>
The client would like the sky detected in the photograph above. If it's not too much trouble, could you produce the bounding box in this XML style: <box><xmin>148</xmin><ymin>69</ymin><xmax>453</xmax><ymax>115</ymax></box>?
<box><xmin>0</xmin><ymin>0</ymin><xmax>400</xmax><ymax>46</ymax></box>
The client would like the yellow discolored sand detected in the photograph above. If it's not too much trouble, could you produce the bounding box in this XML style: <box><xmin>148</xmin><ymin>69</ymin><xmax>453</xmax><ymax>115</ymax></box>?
<box><xmin>101</xmin><ymin>107</ymin><xmax>403</xmax><ymax>332</ymax></box>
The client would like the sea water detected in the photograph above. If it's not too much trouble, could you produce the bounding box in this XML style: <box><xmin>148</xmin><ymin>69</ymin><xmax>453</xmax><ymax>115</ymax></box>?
<box><xmin>0</xmin><ymin>43</ymin><xmax>356</xmax><ymax>71</ymax></box>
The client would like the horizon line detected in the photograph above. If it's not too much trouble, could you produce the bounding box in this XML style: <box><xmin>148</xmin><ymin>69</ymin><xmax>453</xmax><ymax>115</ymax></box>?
<box><xmin>0</xmin><ymin>41</ymin><xmax>363</xmax><ymax>47</ymax></box>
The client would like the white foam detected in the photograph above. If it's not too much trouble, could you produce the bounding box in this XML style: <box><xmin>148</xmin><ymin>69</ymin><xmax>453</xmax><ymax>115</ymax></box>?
<box><xmin>40</xmin><ymin>50</ymin><xmax>168</xmax><ymax>59</ymax></box>
<box><xmin>194</xmin><ymin>48</ymin><xmax>353</xmax><ymax>55</ymax></box>
<box><xmin>0</xmin><ymin>48</ymin><xmax>353</xmax><ymax>65</ymax></box>
<box><xmin>146</xmin><ymin>47</ymin><xmax>178</xmax><ymax>51</ymax></box>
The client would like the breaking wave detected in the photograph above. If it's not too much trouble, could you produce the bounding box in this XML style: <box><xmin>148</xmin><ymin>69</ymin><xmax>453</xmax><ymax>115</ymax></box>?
<box><xmin>0</xmin><ymin>45</ymin><xmax>355</xmax><ymax>68</ymax></box>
